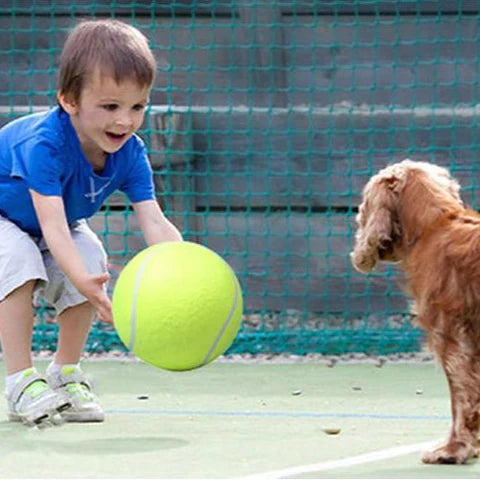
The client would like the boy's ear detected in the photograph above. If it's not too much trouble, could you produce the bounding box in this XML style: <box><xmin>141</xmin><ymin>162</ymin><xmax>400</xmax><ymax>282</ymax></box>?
<box><xmin>57</xmin><ymin>91</ymin><xmax>78</xmax><ymax>115</ymax></box>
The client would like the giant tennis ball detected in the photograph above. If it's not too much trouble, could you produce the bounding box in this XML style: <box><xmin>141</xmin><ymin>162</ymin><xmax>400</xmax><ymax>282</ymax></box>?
<box><xmin>112</xmin><ymin>241</ymin><xmax>243</xmax><ymax>371</ymax></box>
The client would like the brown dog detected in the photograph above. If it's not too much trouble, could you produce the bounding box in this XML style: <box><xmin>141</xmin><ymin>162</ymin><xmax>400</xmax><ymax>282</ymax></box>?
<box><xmin>351</xmin><ymin>159</ymin><xmax>480</xmax><ymax>464</ymax></box>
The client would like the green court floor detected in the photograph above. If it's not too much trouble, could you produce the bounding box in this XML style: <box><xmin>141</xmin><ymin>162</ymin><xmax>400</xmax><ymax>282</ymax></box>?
<box><xmin>0</xmin><ymin>360</ymin><xmax>478</xmax><ymax>479</ymax></box>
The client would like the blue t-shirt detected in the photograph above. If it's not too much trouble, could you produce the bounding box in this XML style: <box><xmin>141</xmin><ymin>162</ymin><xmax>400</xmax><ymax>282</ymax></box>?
<box><xmin>0</xmin><ymin>107</ymin><xmax>155</xmax><ymax>236</ymax></box>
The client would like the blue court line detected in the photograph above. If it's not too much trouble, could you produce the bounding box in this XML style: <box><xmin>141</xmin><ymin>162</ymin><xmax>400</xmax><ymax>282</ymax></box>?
<box><xmin>105</xmin><ymin>408</ymin><xmax>450</xmax><ymax>422</ymax></box>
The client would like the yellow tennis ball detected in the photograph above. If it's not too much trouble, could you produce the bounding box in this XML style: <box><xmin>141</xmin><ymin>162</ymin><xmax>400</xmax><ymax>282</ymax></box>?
<box><xmin>112</xmin><ymin>241</ymin><xmax>243</xmax><ymax>371</ymax></box>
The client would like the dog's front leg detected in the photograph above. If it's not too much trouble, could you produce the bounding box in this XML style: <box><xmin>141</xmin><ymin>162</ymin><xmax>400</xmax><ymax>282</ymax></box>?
<box><xmin>421</xmin><ymin>334</ymin><xmax>480</xmax><ymax>464</ymax></box>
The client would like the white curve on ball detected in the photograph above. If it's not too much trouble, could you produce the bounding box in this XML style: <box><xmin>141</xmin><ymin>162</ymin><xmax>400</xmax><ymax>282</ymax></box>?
<box><xmin>129</xmin><ymin>245</ymin><xmax>169</xmax><ymax>351</ymax></box>
<box><xmin>200</xmin><ymin>268</ymin><xmax>240</xmax><ymax>366</ymax></box>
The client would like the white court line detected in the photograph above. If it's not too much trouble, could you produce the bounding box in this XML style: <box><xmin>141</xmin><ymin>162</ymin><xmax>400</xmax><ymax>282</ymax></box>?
<box><xmin>233</xmin><ymin>439</ymin><xmax>439</xmax><ymax>480</ymax></box>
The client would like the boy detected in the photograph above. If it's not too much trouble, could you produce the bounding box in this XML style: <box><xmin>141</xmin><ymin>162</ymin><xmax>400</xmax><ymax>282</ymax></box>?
<box><xmin>0</xmin><ymin>19</ymin><xmax>182</xmax><ymax>426</ymax></box>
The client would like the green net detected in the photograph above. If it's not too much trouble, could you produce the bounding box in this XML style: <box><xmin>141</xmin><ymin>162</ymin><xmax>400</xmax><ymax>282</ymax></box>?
<box><xmin>2</xmin><ymin>1</ymin><xmax>478</xmax><ymax>355</ymax></box>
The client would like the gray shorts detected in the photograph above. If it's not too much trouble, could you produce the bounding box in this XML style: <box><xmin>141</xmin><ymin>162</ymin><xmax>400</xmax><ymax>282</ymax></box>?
<box><xmin>0</xmin><ymin>215</ymin><xmax>108</xmax><ymax>315</ymax></box>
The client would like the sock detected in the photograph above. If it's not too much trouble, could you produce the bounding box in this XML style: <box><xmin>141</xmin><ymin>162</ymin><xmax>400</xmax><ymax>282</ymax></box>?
<box><xmin>5</xmin><ymin>367</ymin><xmax>36</xmax><ymax>396</ymax></box>
<box><xmin>46</xmin><ymin>362</ymin><xmax>80</xmax><ymax>376</ymax></box>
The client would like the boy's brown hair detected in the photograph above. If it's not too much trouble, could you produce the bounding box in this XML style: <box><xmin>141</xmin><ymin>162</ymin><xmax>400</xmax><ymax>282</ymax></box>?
<box><xmin>58</xmin><ymin>19</ymin><xmax>156</xmax><ymax>103</ymax></box>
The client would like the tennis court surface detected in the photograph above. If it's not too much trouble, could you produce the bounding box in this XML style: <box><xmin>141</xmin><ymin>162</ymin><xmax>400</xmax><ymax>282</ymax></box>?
<box><xmin>1</xmin><ymin>359</ymin><xmax>479</xmax><ymax>479</ymax></box>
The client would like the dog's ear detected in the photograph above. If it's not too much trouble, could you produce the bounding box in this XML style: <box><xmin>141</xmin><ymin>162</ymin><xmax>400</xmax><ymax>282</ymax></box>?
<box><xmin>350</xmin><ymin>170</ymin><xmax>404</xmax><ymax>273</ymax></box>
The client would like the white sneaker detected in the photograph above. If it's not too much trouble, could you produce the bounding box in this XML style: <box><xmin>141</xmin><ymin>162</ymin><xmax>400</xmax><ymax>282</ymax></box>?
<box><xmin>6</xmin><ymin>368</ymin><xmax>71</xmax><ymax>426</ymax></box>
<box><xmin>46</xmin><ymin>365</ymin><xmax>105</xmax><ymax>422</ymax></box>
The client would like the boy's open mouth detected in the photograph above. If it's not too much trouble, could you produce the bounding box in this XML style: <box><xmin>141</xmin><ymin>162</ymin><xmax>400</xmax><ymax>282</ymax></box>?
<box><xmin>106</xmin><ymin>132</ymin><xmax>127</xmax><ymax>141</ymax></box>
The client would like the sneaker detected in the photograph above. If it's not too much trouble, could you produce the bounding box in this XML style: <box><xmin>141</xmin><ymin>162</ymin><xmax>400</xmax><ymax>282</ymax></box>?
<box><xmin>46</xmin><ymin>365</ymin><xmax>105</xmax><ymax>422</ymax></box>
<box><xmin>6</xmin><ymin>368</ymin><xmax>71</xmax><ymax>426</ymax></box>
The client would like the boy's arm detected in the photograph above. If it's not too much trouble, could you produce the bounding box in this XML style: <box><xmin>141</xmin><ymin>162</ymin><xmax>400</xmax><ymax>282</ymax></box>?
<box><xmin>133</xmin><ymin>199</ymin><xmax>183</xmax><ymax>246</ymax></box>
<box><xmin>29</xmin><ymin>190</ymin><xmax>113</xmax><ymax>323</ymax></box>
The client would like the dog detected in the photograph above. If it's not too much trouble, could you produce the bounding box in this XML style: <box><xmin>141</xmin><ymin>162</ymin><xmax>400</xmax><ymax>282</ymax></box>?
<box><xmin>351</xmin><ymin>159</ymin><xmax>480</xmax><ymax>464</ymax></box>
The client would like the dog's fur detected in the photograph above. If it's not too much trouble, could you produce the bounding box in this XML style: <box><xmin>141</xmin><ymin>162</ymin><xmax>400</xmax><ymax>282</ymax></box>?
<box><xmin>351</xmin><ymin>159</ymin><xmax>480</xmax><ymax>464</ymax></box>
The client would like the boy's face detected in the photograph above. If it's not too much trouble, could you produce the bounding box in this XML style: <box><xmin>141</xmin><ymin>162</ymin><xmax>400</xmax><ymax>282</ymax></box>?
<box><xmin>59</xmin><ymin>70</ymin><xmax>151</xmax><ymax>161</ymax></box>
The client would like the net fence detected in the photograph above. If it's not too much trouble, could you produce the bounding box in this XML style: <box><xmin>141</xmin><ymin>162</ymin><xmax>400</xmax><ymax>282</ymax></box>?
<box><xmin>2</xmin><ymin>0</ymin><xmax>479</xmax><ymax>355</ymax></box>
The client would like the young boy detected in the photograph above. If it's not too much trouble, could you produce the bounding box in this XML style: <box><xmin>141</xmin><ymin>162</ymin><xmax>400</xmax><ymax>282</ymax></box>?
<box><xmin>0</xmin><ymin>19</ymin><xmax>182</xmax><ymax>426</ymax></box>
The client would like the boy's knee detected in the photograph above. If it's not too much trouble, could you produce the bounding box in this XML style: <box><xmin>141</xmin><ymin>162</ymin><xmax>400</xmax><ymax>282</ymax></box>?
<box><xmin>82</xmin><ymin>237</ymin><xmax>108</xmax><ymax>275</ymax></box>
<box><xmin>73</xmin><ymin>222</ymin><xmax>108</xmax><ymax>275</ymax></box>
<box><xmin>0</xmin><ymin>229</ymin><xmax>47</xmax><ymax>302</ymax></box>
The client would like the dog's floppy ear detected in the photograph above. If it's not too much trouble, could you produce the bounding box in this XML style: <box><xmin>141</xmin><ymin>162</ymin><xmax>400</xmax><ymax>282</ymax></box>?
<box><xmin>350</xmin><ymin>167</ymin><xmax>406</xmax><ymax>273</ymax></box>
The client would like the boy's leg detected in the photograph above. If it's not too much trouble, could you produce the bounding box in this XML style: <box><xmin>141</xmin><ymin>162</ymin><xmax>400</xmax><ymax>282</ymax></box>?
<box><xmin>0</xmin><ymin>217</ymin><xmax>71</xmax><ymax>426</ymax></box>
<box><xmin>46</xmin><ymin>302</ymin><xmax>105</xmax><ymax>422</ymax></box>
<box><xmin>40</xmin><ymin>221</ymin><xmax>107</xmax><ymax>422</ymax></box>
<box><xmin>0</xmin><ymin>215</ymin><xmax>45</xmax><ymax>375</ymax></box>
<box><xmin>0</xmin><ymin>280</ymin><xmax>35</xmax><ymax>375</ymax></box>
<box><xmin>55</xmin><ymin>301</ymin><xmax>95</xmax><ymax>365</ymax></box>
<box><xmin>0</xmin><ymin>282</ymin><xmax>71</xmax><ymax>425</ymax></box>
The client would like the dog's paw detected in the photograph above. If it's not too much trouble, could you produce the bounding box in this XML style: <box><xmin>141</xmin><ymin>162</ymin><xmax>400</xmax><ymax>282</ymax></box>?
<box><xmin>421</xmin><ymin>442</ymin><xmax>476</xmax><ymax>465</ymax></box>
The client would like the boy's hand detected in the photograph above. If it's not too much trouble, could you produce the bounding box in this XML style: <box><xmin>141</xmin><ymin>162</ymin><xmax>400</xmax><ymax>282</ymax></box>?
<box><xmin>77</xmin><ymin>272</ymin><xmax>113</xmax><ymax>324</ymax></box>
